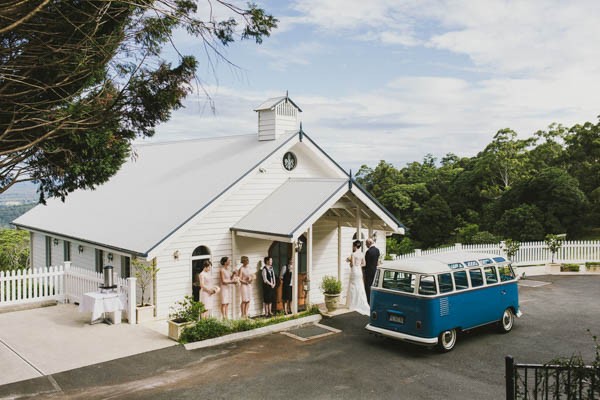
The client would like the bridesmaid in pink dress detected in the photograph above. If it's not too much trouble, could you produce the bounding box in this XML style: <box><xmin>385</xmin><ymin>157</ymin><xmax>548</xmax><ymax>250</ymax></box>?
<box><xmin>199</xmin><ymin>260</ymin><xmax>215</xmax><ymax>319</ymax></box>
<box><xmin>219</xmin><ymin>256</ymin><xmax>236</xmax><ymax>319</ymax></box>
<box><xmin>238</xmin><ymin>256</ymin><xmax>253</xmax><ymax>318</ymax></box>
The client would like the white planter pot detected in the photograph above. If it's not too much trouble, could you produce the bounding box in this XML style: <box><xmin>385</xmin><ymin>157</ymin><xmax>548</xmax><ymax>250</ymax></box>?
<box><xmin>545</xmin><ymin>263</ymin><xmax>561</xmax><ymax>274</ymax></box>
<box><xmin>136</xmin><ymin>305</ymin><xmax>155</xmax><ymax>324</ymax></box>
<box><xmin>324</xmin><ymin>293</ymin><xmax>341</xmax><ymax>312</ymax></box>
<box><xmin>168</xmin><ymin>320</ymin><xmax>195</xmax><ymax>341</ymax></box>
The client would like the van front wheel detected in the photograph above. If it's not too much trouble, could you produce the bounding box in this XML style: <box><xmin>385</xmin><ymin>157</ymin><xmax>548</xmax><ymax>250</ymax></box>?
<box><xmin>436</xmin><ymin>329</ymin><xmax>457</xmax><ymax>352</ymax></box>
<box><xmin>498</xmin><ymin>308</ymin><xmax>514</xmax><ymax>333</ymax></box>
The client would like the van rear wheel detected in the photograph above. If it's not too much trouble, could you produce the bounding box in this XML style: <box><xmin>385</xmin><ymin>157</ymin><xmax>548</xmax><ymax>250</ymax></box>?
<box><xmin>498</xmin><ymin>308</ymin><xmax>514</xmax><ymax>333</ymax></box>
<box><xmin>436</xmin><ymin>329</ymin><xmax>457</xmax><ymax>352</ymax></box>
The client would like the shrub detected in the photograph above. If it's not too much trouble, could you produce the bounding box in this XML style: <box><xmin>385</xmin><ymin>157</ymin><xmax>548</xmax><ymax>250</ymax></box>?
<box><xmin>179</xmin><ymin>306</ymin><xmax>322</xmax><ymax>343</ymax></box>
<box><xmin>561</xmin><ymin>263</ymin><xmax>580</xmax><ymax>272</ymax></box>
<box><xmin>169</xmin><ymin>296</ymin><xmax>205</xmax><ymax>323</ymax></box>
<box><xmin>320</xmin><ymin>275</ymin><xmax>342</xmax><ymax>294</ymax></box>
<box><xmin>180</xmin><ymin>318</ymin><xmax>231</xmax><ymax>342</ymax></box>
<box><xmin>585</xmin><ymin>261</ymin><xmax>600</xmax><ymax>268</ymax></box>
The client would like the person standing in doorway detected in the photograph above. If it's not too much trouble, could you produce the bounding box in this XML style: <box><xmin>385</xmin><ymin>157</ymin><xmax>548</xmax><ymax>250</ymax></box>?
<box><xmin>262</xmin><ymin>257</ymin><xmax>276</xmax><ymax>317</ymax></box>
<box><xmin>199</xmin><ymin>260</ymin><xmax>216</xmax><ymax>319</ymax></box>
<box><xmin>364</xmin><ymin>238</ymin><xmax>380</xmax><ymax>304</ymax></box>
<box><xmin>279</xmin><ymin>258</ymin><xmax>294</xmax><ymax>315</ymax></box>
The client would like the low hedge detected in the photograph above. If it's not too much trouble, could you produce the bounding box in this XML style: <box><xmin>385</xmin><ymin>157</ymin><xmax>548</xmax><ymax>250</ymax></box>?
<box><xmin>179</xmin><ymin>305</ymin><xmax>321</xmax><ymax>344</ymax></box>
<box><xmin>585</xmin><ymin>262</ymin><xmax>600</xmax><ymax>268</ymax></box>
<box><xmin>560</xmin><ymin>263</ymin><xmax>580</xmax><ymax>272</ymax></box>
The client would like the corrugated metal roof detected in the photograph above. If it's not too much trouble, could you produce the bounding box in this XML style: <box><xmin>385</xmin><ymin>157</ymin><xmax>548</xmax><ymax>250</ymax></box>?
<box><xmin>232</xmin><ymin>178</ymin><xmax>347</xmax><ymax>239</ymax></box>
<box><xmin>13</xmin><ymin>133</ymin><xmax>297</xmax><ymax>255</ymax></box>
<box><xmin>254</xmin><ymin>96</ymin><xmax>302</xmax><ymax>112</ymax></box>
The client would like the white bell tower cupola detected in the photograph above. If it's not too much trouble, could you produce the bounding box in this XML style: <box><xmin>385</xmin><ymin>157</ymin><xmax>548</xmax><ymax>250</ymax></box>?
<box><xmin>254</xmin><ymin>93</ymin><xmax>302</xmax><ymax>141</ymax></box>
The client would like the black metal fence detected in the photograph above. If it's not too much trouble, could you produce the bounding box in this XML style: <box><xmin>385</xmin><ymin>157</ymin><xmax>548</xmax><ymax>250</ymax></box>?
<box><xmin>506</xmin><ymin>356</ymin><xmax>600</xmax><ymax>400</ymax></box>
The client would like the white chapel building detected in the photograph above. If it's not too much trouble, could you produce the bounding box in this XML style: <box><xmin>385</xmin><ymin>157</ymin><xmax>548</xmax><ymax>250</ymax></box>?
<box><xmin>13</xmin><ymin>95</ymin><xmax>404</xmax><ymax>319</ymax></box>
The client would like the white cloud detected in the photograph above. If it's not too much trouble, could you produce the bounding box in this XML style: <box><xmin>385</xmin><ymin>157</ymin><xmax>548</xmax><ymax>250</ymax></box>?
<box><xmin>151</xmin><ymin>1</ymin><xmax>600</xmax><ymax>171</ymax></box>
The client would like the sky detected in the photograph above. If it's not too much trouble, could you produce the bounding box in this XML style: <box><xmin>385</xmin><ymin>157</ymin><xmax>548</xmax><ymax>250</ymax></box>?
<box><xmin>150</xmin><ymin>0</ymin><xmax>600</xmax><ymax>172</ymax></box>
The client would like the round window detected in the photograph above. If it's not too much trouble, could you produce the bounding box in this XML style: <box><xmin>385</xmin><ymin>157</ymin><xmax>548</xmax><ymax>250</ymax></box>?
<box><xmin>282</xmin><ymin>152</ymin><xmax>297</xmax><ymax>171</ymax></box>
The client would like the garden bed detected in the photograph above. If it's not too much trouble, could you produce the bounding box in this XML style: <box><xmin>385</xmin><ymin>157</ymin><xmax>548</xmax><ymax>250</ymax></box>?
<box><xmin>183</xmin><ymin>306</ymin><xmax>322</xmax><ymax>350</ymax></box>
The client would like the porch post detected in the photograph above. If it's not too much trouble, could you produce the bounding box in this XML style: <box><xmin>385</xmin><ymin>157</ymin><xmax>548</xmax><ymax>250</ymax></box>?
<box><xmin>231</xmin><ymin>230</ymin><xmax>238</xmax><ymax>320</ymax></box>
<box><xmin>307</xmin><ymin>226</ymin><xmax>313</xmax><ymax>307</ymax></box>
<box><xmin>63</xmin><ymin>261</ymin><xmax>71</xmax><ymax>304</ymax></box>
<box><xmin>127</xmin><ymin>277</ymin><xmax>137</xmax><ymax>324</ymax></box>
<box><xmin>337</xmin><ymin>218</ymin><xmax>342</xmax><ymax>283</ymax></box>
<box><xmin>356</xmin><ymin>205</ymin><xmax>362</xmax><ymax>245</ymax></box>
<box><xmin>292</xmin><ymin>242</ymin><xmax>298</xmax><ymax>314</ymax></box>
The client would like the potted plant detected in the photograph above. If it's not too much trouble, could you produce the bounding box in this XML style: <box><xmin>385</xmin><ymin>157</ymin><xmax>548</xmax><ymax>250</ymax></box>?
<box><xmin>133</xmin><ymin>257</ymin><xmax>159</xmax><ymax>323</ymax></box>
<box><xmin>502</xmin><ymin>239</ymin><xmax>520</xmax><ymax>262</ymax></box>
<box><xmin>544</xmin><ymin>234</ymin><xmax>564</xmax><ymax>274</ymax></box>
<box><xmin>168</xmin><ymin>296</ymin><xmax>205</xmax><ymax>341</ymax></box>
<box><xmin>320</xmin><ymin>275</ymin><xmax>342</xmax><ymax>312</ymax></box>
<box><xmin>586</xmin><ymin>261</ymin><xmax>600</xmax><ymax>273</ymax></box>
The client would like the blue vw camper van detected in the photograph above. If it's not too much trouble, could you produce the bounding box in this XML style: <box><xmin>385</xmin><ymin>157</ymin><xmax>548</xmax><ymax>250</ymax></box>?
<box><xmin>366</xmin><ymin>252</ymin><xmax>521</xmax><ymax>352</ymax></box>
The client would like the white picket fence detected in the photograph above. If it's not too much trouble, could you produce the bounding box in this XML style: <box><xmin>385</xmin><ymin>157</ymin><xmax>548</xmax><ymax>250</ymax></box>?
<box><xmin>396</xmin><ymin>240</ymin><xmax>600</xmax><ymax>266</ymax></box>
<box><xmin>0</xmin><ymin>262</ymin><xmax>136</xmax><ymax>323</ymax></box>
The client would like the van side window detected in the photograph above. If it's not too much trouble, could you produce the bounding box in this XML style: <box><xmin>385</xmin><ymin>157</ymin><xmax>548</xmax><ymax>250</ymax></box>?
<box><xmin>438</xmin><ymin>273</ymin><xmax>454</xmax><ymax>293</ymax></box>
<box><xmin>382</xmin><ymin>270</ymin><xmax>415</xmax><ymax>293</ymax></box>
<box><xmin>453</xmin><ymin>270</ymin><xmax>468</xmax><ymax>290</ymax></box>
<box><xmin>418</xmin><ymin>275</ymin><xmax>437</xmax><ymax>295</ymax></box>
<box><xmin>484</xmin><ymin>266</ymin><xmax>498</xmax><ymax>284</ymax></box>
<box><xmin>469</xmin><ymin>268</ymin><xmax>484</xmax><ymax>287</ymax></box>
<box><xmin>498</xmin><ymin>265</ymin><xmax>516</xmax><ymax>281</ymax></box>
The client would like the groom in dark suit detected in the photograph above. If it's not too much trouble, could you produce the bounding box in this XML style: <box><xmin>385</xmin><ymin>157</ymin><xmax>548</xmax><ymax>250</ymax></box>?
<box><xmin>364</xmin><ymin>238</ymin><xmax>380</xmax><ymax>304</ymax></box>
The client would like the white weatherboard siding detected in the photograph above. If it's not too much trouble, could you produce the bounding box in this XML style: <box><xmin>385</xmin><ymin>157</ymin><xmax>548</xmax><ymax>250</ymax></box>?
<box><xmin>153</xmin><ymin>141</ymin><xmax>344</xmax><ymax>317</ymax></box>
<box><xmin>258</xmin><ymin>110</ymin><xmax>276</xmax><ymax>141</ymax></box>
<box><xmin>31</xmin><ymin>232</ymin><xmax>46</xmax><ymax>268</ymax></box>
<box><xmin>309</xmin><ymin>218</ymin><xmax>341</xmax><ymax>305</ymax></box>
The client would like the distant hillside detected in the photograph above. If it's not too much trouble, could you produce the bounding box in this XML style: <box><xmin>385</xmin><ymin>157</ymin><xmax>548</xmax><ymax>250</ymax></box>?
<box><xmin>0</xmin><ymin>182</ymin><xmax>38</xmax><ymax>206</ymax></box>
<box><xmin>0</xmin><ymin>203</ymin><xmax>36</xmax><ymax>227</ymax></box>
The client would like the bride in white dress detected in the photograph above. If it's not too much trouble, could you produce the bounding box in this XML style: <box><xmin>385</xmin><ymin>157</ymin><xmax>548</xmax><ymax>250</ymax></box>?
<box><xmin>346</xmin><ymin>240</ymin><xmax>371</xmax><ymax>315</ymax></box>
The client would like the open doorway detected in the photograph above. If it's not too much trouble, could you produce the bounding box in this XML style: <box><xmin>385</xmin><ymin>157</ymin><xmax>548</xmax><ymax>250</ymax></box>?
<box><xmin>268</xmin><ymin>235</ymin><xmax>307</xmax><ymax>311</ymax></box>
<box><xmin>191</xmin><ymin>245</ymin><xmax>211</xmax><ymax>301</ymax></box>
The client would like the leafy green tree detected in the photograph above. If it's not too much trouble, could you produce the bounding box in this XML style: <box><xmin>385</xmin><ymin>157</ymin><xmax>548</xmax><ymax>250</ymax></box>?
<box><xmin>0</xmin><ymin>228</ymin><xmax>30</xmax><ymax>270</ymax></box>
<box><xmin>475</xmin><ymin>128</ymin><xmax>535</xmax><ymax>199</ymax></box>
<box><xmin>470</xmin><ymin>231</ymin><xmax>499</xmax><ymax>244</ymax></box>
<box><xmin>412</xmin><ymin>194</ymin><xmax>453</xmax><ymax>248</ymax></box>
<box><xmin>502</xmin><ymin>239</ymin><xmax>520</xmax><ymax>261</ymax></box>
<box><xmin>544</xmin><ymin>234</ymin><xmax>565</xmax><ymax>263</ymax></box>
<box><xmin>566</xmin><ymin>119</ymin><xmax>600</xmax><ymax>196</ymax></box>
<box><xmin>0</xmin><ymin>1</ymin><xmax>277</xmax><ymax>201</ymax></box>
<box><xmin>499</xmin><ymin>168</ymin><xmax>588</xmax><ymax>236</ymax></box>
<box><xmin>529</xmin><ymin>123</ymin><xmax>568</xmax><ymax>172</ymax></box>
<box><xmin>497</xmin><ymin>204</ymin><xmax>545</xmax><ymax>241</ymax></box>
<box><xmin>454</xmin><ymin>223</ymin><xmax>480</xmax><ymax>244</ymax></box>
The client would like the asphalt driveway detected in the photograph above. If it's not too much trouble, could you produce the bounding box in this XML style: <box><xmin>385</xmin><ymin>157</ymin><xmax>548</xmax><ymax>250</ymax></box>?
<box><xmin>1</xmin><ymin>275</ymin><xmax>599</xmax><ymax>400</ymax></box>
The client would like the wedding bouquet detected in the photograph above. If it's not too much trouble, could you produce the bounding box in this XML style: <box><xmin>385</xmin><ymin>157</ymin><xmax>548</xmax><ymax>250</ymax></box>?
<box><xmin>346</xmin><ymin>255</ymin><xmax>353</xmax><ymax>266</ymax></box>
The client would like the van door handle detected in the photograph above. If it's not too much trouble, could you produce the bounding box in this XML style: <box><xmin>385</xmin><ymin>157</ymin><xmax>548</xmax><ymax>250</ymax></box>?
<box><xmin>501</xmin><ymin>290</ymin><xmax>507</xmax><ymax>295</ymax></box>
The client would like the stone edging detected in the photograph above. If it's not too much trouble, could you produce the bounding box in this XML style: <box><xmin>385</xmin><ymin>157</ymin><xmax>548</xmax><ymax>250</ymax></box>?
<box><xmin>184</xmin><ymin>314</ymin><xmax>322</xmax><ymax>350</ymax></box>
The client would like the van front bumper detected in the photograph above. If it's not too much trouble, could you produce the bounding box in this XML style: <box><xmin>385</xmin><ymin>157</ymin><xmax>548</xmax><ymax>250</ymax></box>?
<box><xmin>365</xmin><ymin>324</ymin><xmax>438</xmax><ymax>345</ymax></box>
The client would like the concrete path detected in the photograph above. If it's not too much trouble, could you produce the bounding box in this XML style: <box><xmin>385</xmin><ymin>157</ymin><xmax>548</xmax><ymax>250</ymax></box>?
<box><xmin>0</xmin><ymin>304</ymin><xmax>176</xmax><ymax>386</ymax></box>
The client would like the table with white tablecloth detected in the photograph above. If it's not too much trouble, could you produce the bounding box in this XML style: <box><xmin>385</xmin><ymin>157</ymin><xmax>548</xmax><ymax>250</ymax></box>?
<box><xmin>78</xmin><ymin>291</ymin><xmax>124</xmax><ymax>324</ymax></box>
